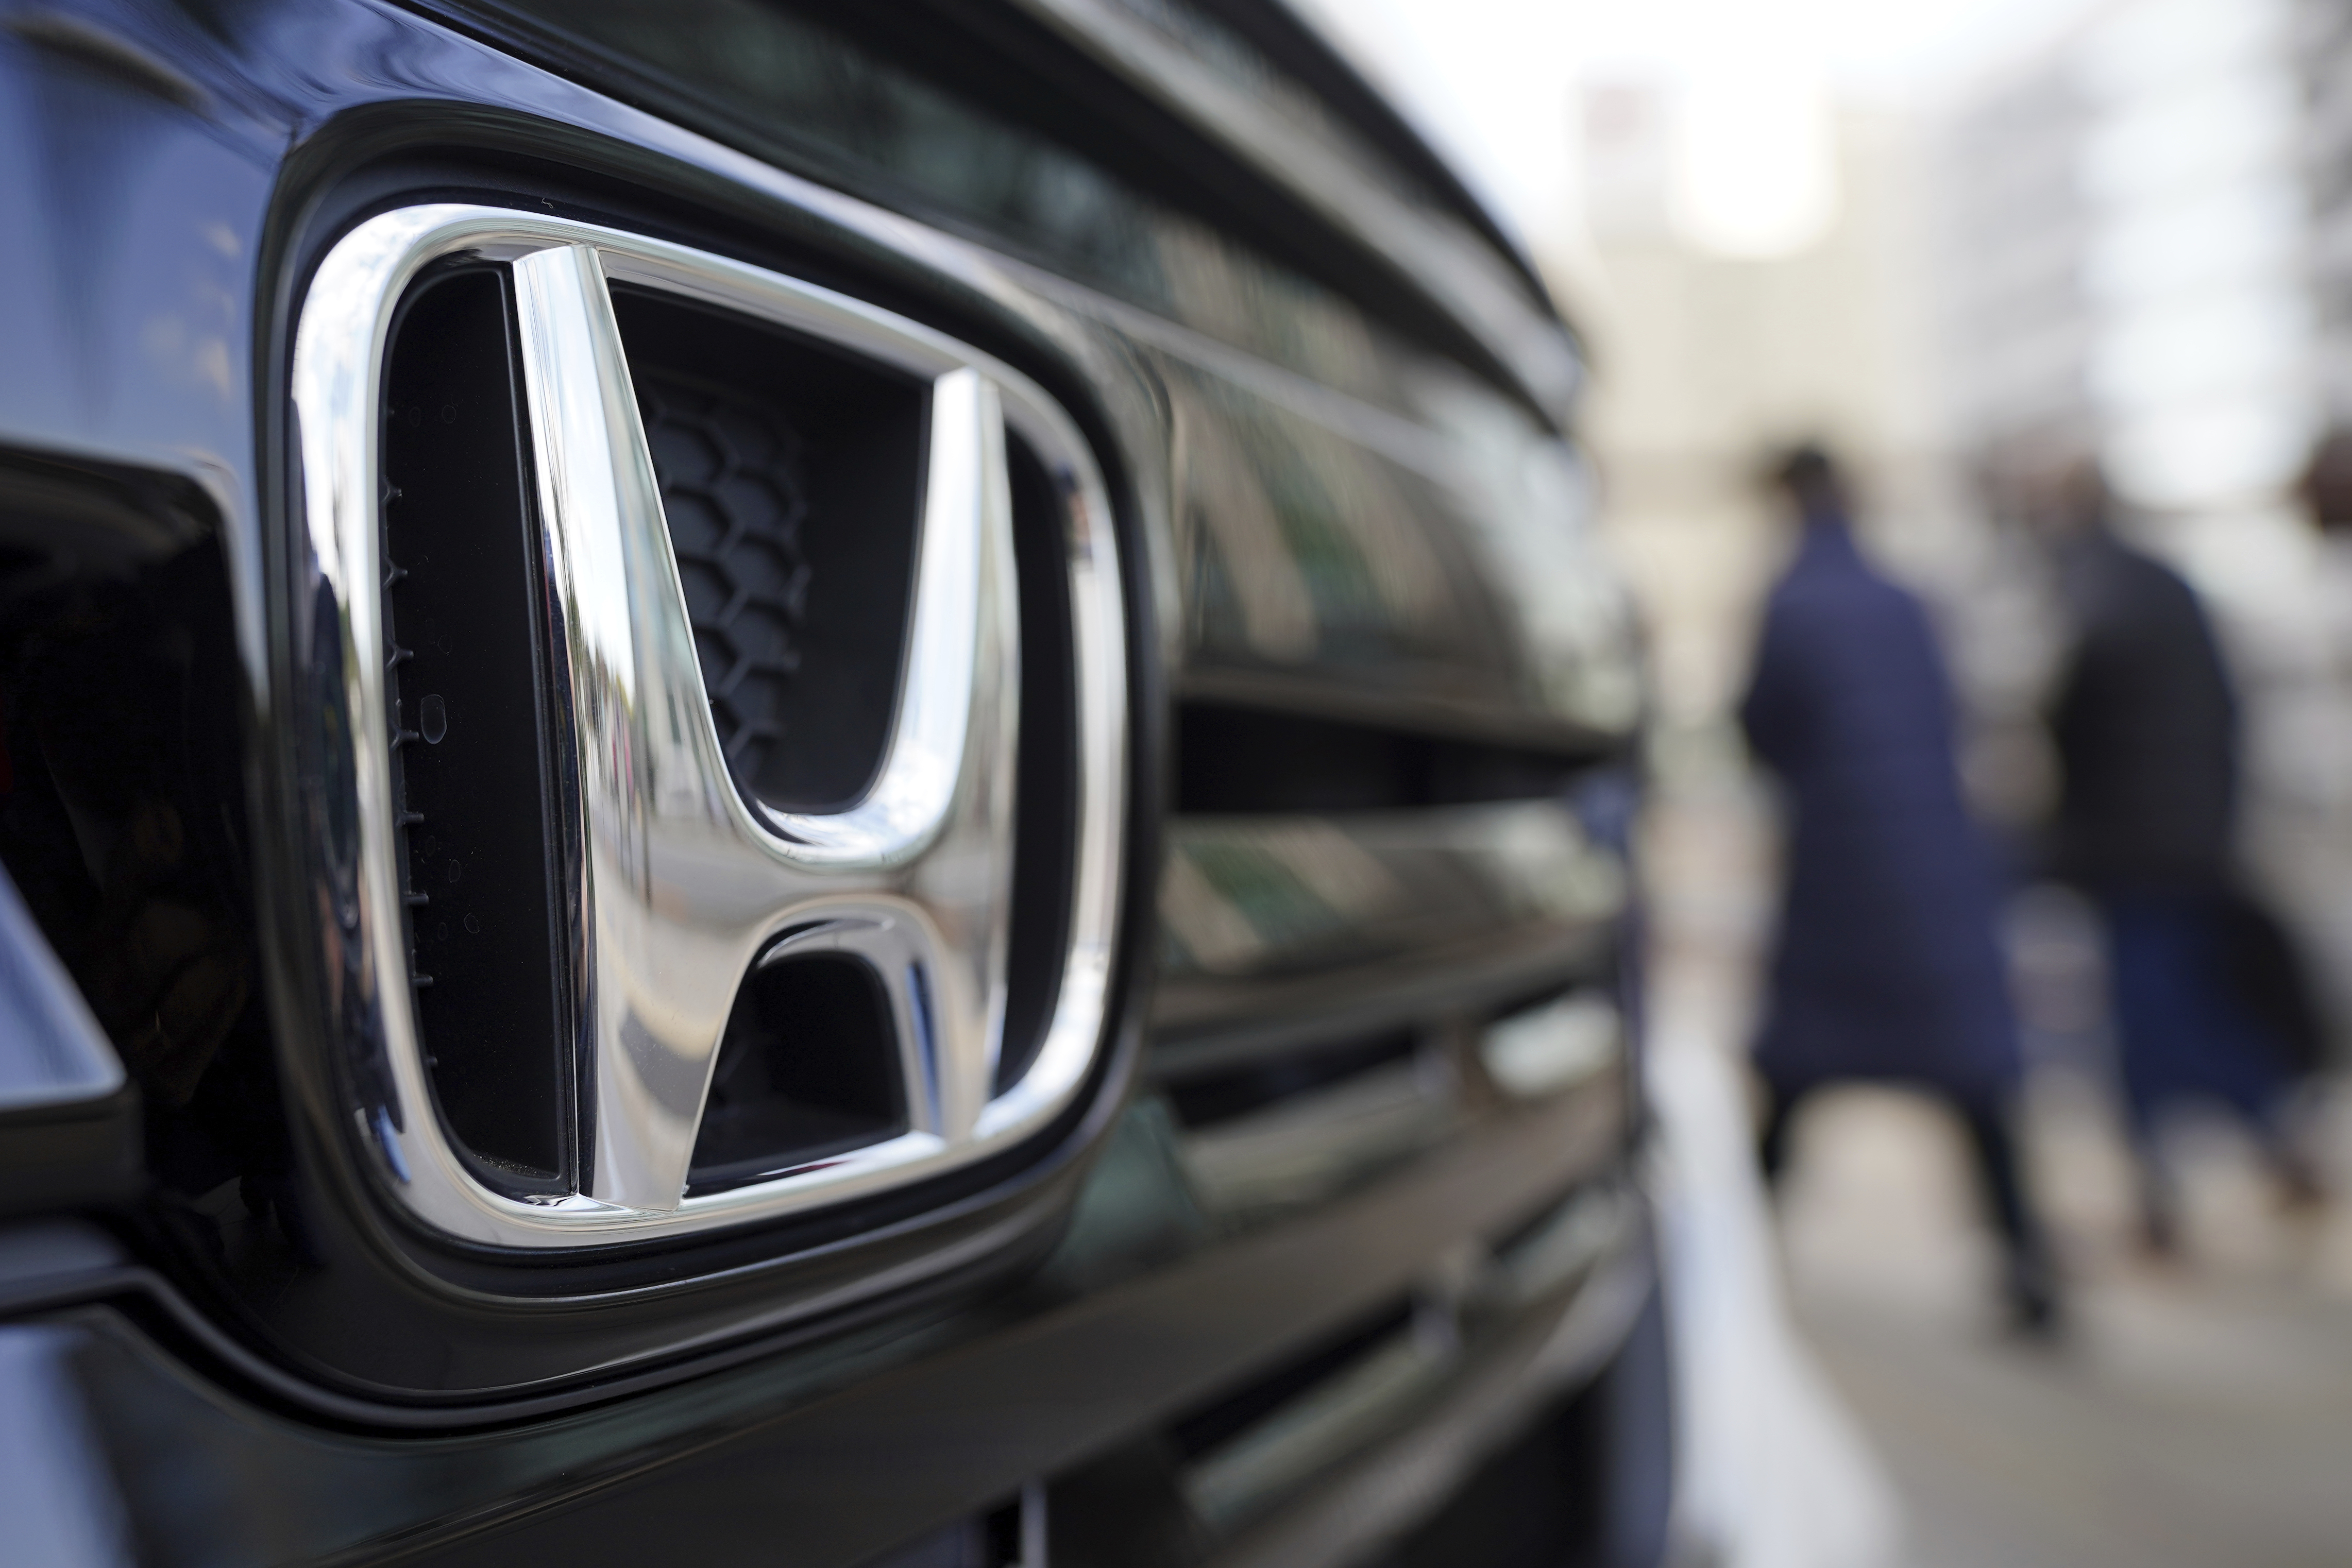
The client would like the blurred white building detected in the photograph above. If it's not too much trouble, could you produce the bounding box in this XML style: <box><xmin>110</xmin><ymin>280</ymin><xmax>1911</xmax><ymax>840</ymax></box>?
<box><xmin>2293</xmin><ymin>0</ymin><xmax>2352</xmax><ymax>422</ymax></box>
<box><xmin>1932</xmin><ymin>0</ymin><xmax>2352</xmax><ymax>1032</ymax></box>
<box><xmin>1931</xmin><ymin>64</ymin><xmax>2098</xmax><ymax>464</ymax></box>
<box><xmin>1936</xmin><ymin>0</ymin><xmax>2313</xmax><ymax>512</ymax></box>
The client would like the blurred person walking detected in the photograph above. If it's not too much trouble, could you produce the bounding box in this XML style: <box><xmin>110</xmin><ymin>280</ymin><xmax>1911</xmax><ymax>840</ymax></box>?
<box><xmin>1741</xmin><ymin>445</ymin><xmax>2059</xmax><ymax>1334</ymax></box>
<box><xmin>2042</xmin><ymin>457</ymin><xmax>2322</xmax><ymax>1254</ymax></box>
<box><xmin>2300</xmin><ymin>425</ymin><xmax>2352</xmax><ymax>667</ymax></box>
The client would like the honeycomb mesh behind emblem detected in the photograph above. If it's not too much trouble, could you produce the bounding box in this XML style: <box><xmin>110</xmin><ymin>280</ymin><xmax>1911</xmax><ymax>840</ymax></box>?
<box><xmin>613</xmin><ymin>285</ymin><xmax>926</xmax><ymax>814</ymax></box>
<box><xmin>639</xmin><ymin>376</ymin><xmax>814</xmax><ymax>795</ymax></box>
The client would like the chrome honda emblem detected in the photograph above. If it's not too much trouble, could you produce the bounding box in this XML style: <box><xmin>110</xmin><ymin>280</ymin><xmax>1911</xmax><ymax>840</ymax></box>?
<box><xmin>293</xmin><ymin>206</ymin><xmax>1125</xmax><ymax>1246</ymax></box>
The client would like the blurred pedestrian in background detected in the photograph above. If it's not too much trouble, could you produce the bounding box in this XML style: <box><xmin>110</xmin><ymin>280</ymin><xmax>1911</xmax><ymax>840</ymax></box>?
<box><xmin>2298</xmin><ymin>428</ymin><xmax>2352</xmax><ymax>538</ymax></box>
<box><xmin>2039</xmin><ymin>455</ymin><xmax>2324</xmax><ymax>1256</ymax></box>
<box><xmin>2302</xmin><ymin>427</ymin><xmax>2352</xmax><ymax>655</ymax></box>
<box><xmin>1741</xmin><ymin>444</ymin><xmax>2059</xmax><ymax>1334</ymax></box>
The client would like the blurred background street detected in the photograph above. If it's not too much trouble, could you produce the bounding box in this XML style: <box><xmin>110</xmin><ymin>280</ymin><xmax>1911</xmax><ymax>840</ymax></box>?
<box><xmin>1649</xmin><ymin>771</ymin><xmax>2352</xmax><ymax>1568</ymax></box>
<box><xmin>1312</xmin><ymin>0</ymin><xmax>2352</xmax><ymax>1561</ymax></box>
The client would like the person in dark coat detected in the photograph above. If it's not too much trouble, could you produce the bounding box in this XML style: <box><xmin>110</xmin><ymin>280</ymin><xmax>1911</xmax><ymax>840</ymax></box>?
<box><xmin>2042</xmin><ymin>458</ymin><xmax>2319</xmax><ymax>1251</ymax></box>
<box><xmin>1741</xmin><ymin>445</ymin><xmax>2057</xmax><ymax>1331</ymax></box>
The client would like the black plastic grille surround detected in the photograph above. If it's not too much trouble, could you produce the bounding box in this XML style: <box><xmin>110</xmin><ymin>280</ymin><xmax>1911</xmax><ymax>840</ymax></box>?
<box><xmin>0</xmin><ymin>451</ymin><xmax>269</xmax><ymax>1214</ymax></box>
<box><xmin>380</xmin><ymin>264</ymin><xmax>571</xmax><ymax>1192</ymax></box>
<box><xmin>638</xmin><ymin>377</ymin><xmax>815</xmax><ymax>795</ymax></box>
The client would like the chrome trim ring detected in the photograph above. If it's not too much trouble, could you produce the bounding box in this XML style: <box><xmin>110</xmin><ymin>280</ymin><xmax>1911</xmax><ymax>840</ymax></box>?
<box><xmin>291</xmin><ymin>204</ymin><xmax>1127</xmax><ymax>1246</ymax></box>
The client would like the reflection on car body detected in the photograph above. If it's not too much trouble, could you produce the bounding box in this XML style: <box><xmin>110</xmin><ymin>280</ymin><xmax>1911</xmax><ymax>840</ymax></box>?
<box><xmin>0</xmin><ymin>2</ymin><xmax>1664</xmax><ymax>1564</ymax></box>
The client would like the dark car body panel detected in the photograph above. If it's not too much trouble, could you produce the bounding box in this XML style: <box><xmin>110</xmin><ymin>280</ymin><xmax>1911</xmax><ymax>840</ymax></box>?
<box><xmin>5</xmin><ymin>1080</ymin><xmax>1629</xmax><ymax>1566</ymax></box>
<box><xmin>0</xmin><ymin>2</ymin><xmax>1655</xmax><ymax>1563</ymax></box>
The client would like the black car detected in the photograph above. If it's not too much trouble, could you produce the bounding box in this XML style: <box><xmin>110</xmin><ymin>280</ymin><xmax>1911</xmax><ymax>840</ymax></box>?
<box><xmin>0</xmin><ymin>2</ymin><xmax>1661</xmax><ymax>1564</ymax></box>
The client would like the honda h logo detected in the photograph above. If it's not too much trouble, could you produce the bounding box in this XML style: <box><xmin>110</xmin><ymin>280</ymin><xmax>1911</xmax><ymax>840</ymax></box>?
<box><xmin>294</xmin><ymin>207</ymin><xmax>1126</xmax><ymax>1247</ymax></box>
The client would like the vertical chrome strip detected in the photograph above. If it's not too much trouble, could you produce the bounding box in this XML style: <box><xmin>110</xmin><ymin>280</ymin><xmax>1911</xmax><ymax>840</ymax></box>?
<box><xmin>924</xmin><ymin>372</ymin><xmax>1018</xmax><ymax>1141</ymax></box>
<box><xmin>976</xmin><ymin>401</ymin><xmax>1125</xmax><ymax>1144</ymax></box>
<box><xmin>756</xmin><ymin>367</ymin><xmax>1003</xmax><ymax>865</ymax></box>
<box><xmin>513</xmin><ymin>243</ymin><xmax>724</xmax><ymax>1210</ymax></box>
